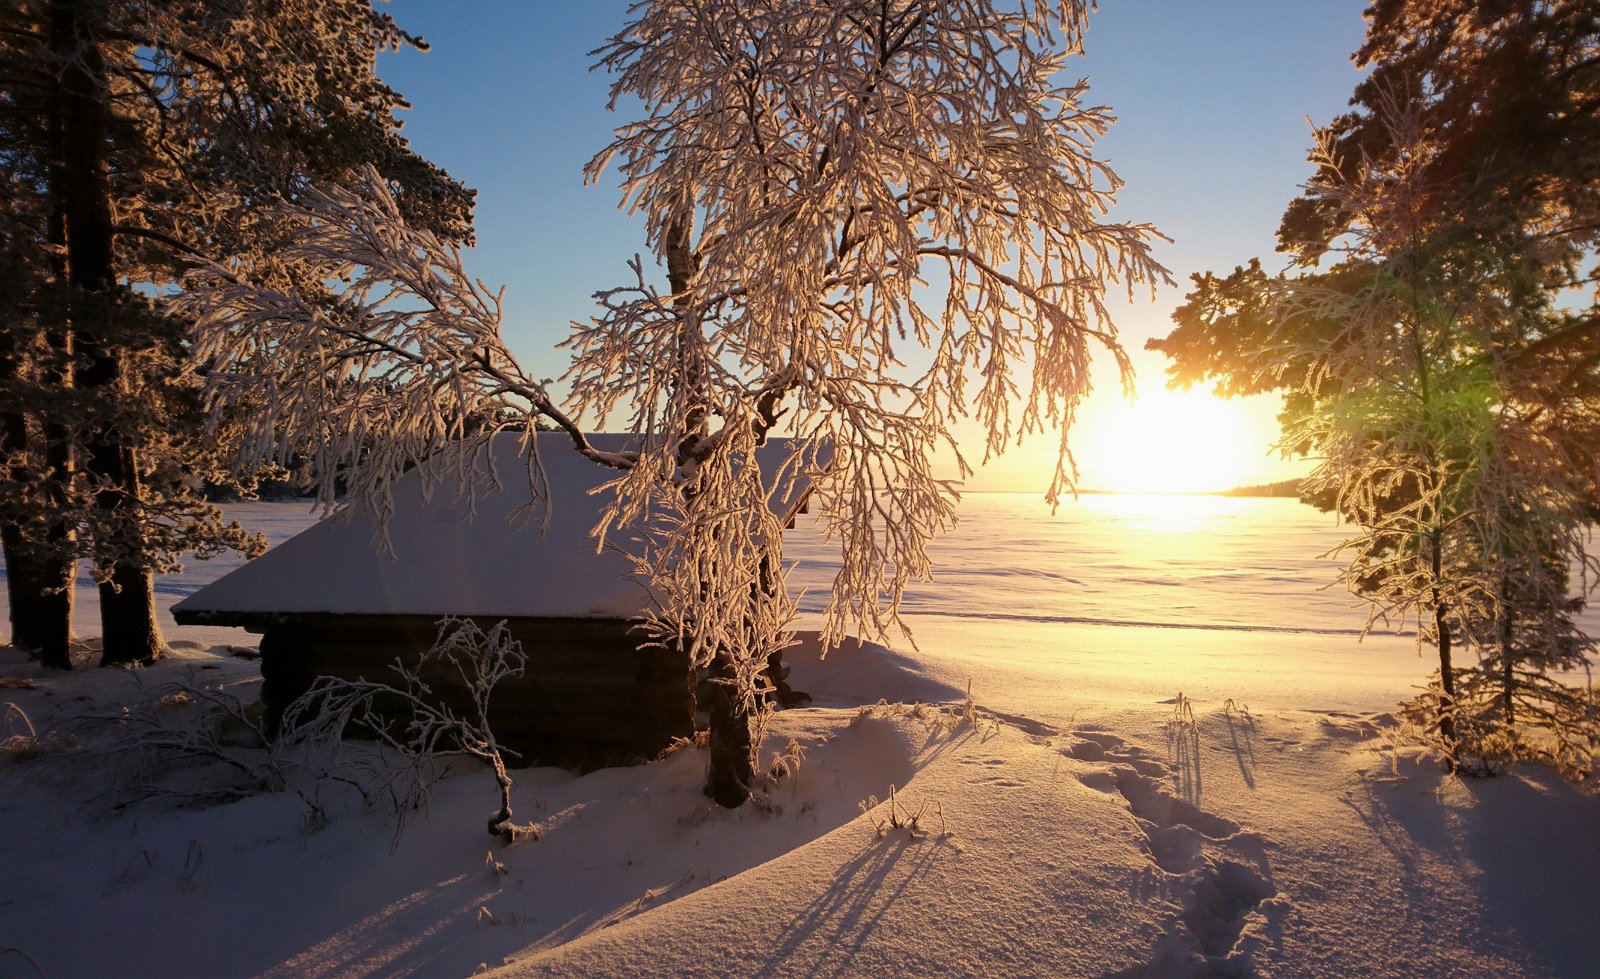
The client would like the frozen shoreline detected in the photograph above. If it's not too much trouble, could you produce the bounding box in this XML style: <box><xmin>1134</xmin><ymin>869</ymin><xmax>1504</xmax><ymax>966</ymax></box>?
<box><xmin>4</xmin><ymin>632</ymin><xmax>1596</xmax><ymax>978</ymax></box>
<box><xmin>2</xmin><ymin>499</ymin><xmax>1598</xmax><ymax>977</ymax></box>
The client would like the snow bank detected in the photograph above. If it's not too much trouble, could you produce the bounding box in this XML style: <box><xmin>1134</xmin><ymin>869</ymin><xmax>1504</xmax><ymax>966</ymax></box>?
<box><xmin>3</xmin><ymin>498</ymin><xmax>1598</xmax><ymax>978</ymax></box>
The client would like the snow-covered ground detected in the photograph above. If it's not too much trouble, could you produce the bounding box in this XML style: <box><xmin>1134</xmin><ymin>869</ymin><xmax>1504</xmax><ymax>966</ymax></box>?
<box><xmin>2</xmin><ymin>495</ymin><xmax>1597</xmax><ymax>978</ymax></box>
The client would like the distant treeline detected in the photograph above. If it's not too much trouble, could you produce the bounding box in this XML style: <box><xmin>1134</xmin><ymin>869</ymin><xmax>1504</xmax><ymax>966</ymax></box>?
<box><xmin>1218</xmin><ymin>479</ymin><xmax>1303</xmax><ymax>498</ymax></box>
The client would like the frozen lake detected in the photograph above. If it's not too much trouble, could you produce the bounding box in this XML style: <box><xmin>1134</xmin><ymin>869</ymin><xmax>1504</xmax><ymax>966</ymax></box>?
<box><xmin>791</xmin><ymin>492</ymin><xmax>1378</xmax><ymax>637</ymax></box>
<box><xmin>4</xmin><ymin>491</ymin><xmax>1595</xmax><ymax>713</ymax></box>
<box><xmin>784</xmin><ymin>492</ymin><xmax>1599</xmax><ymax>716</ymax></box>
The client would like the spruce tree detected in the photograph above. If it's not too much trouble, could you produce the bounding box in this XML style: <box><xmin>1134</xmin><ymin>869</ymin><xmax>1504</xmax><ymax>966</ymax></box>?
<box><xmin>1149</xmin><ymin>0</ymin><xmax>1600</xmax><ymax>771</ymax></box>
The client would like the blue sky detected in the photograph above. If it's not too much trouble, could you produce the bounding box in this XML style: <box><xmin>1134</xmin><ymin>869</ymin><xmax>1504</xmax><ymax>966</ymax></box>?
<box><xmin>377</xmin><ymin>0</ymin><xmax>1371</xmax><ymax>492</ymax></box>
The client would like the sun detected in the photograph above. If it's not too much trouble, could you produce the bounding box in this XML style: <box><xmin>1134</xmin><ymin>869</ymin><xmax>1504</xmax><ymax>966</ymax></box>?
<box><xmin>1076</xmin><ymin>387</ymin><xmax>1265</xmax><ymax>494</ymax></box>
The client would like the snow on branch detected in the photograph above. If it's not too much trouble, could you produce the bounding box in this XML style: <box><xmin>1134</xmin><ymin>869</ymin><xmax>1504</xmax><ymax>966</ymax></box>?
<box><xmin>581</xmin><ymin>0</ymin><xmax>1171</xmax><ymax>649</ymax></box>
<box><xmin>170</xmin><ymin>166</ymin><xmax>634</xmax><ymax>545</ymax></box>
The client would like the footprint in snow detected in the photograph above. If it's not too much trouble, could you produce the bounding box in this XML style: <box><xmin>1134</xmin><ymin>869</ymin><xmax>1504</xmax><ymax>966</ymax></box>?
<box><xmin>1112</xmin><ymin>767</ymin><xmax>1240</xmax><ymax>841</ymax></box>
<box><xmin>1061</xmin><ymin>731</ymin><xmax>1122</xmax><ymax>762</ymax></box>
<box><xmin>1067</xmin><ymin>732</ymin><xmax>1281</xmax><ymax>977</ymax></box>
<box><xmin>1062</xmin><ymin>731</ymin><xmax>1168</xmax><ymax>778</ymax></box>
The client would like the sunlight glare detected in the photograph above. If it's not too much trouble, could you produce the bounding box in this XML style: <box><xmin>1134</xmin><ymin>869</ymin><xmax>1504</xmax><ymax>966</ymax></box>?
<box><xmin>1078</xmin><ymin>387</ymin><xmax>1261</xmax><ymax>494</ymax></box>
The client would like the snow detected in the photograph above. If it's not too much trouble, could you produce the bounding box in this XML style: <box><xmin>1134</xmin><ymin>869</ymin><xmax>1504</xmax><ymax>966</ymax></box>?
<box><xmin>3</xmin><ymin>494</ymin><xmax>1598</xmax><ymax>978</ymax></box>
<box><xmin>173</xmin><ymin>433</ymin><xmax>807</xmax><ymax>624</ymax></box>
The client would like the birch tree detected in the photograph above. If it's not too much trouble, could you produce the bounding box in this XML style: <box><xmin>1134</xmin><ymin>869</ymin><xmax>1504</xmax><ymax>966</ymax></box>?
<box><xmin>181</xmin><ymin>0</ymin><xmax>1167</xmax><ymax>806</ymax></box>
<box><xmin>577</xmin><ymin>0</ymin><xmax>1167</xmax><ymax>804</ymax></box>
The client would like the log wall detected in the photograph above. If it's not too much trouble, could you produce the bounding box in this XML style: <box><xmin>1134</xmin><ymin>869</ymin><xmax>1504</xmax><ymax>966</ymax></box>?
<box><xmin>256</xmin><ymin>615</ymin><xmax>694</xmax><ymax>770</ymax></box>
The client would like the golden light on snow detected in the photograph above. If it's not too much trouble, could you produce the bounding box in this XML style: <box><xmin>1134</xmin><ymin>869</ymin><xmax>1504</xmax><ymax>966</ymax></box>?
<box><xmin>1077</xmin><ymin>387</ymin><xmax>1263</xmax><ymax>495</ymax></box>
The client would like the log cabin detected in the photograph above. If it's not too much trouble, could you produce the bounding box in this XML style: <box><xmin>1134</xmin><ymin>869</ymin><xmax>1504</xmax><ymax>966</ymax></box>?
<box><xmin>174</xmin><ymin>433</ymin><xmax>820</xmax><ymax>768</ymax></box>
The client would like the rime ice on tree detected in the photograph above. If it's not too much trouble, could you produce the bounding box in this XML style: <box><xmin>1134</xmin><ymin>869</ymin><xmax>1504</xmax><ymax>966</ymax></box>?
<box><xmin>180</xmin><ymin>0</ymin><xmax>1167</xmax><ymax>805</ymax></box>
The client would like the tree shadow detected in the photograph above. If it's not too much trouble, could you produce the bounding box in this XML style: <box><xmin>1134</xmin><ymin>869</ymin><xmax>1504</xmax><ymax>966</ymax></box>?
<box><xmin>1353</xmin><ymin>760</ymin><xmax>1600</xmax><ymax>975</ymax></box>
<box><xmin>754</xmin><ymin>835</ymin><xmax>945</xmax><ymax>978</ymax></box>
<box><xmin>1220</xmin><ymin>708</ymin><xmax>1257</xmax><ymax>790</ymax></box>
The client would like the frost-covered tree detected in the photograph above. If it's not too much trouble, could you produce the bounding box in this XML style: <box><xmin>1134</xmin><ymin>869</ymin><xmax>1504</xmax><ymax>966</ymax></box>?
<box><xmin>0</xmin><ymin>0</ymin><xmax>471</xmax><ymax>666</ymax></box>
<box><xmin>180</xmin><ymin>0</ymin><xmax>1166</xmax><ymax>806</ymax></box>
<box><xmin>1152</xmin><ymin>42</ymin><xmax>1600</xmax><ymax>772</ymax></box>
<box><xmin>1278</xmin><ymin>0</ymin><xmax>1600</xmax><ymax>287</ymax></box>
<box><xmin>575</xmin><ymin>0</ymin><xmax>1167</xmax><ymax>804</ymax></box>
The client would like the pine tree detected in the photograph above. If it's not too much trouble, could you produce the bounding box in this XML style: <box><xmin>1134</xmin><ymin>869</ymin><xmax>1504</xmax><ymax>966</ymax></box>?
<box><xmin>0</xmin><ymin>0</ymin><xmax>472</xmax><ymax>666</ymax></box>
<box><xmin>1150</xmin><ymin>2</ymin><xmax>1600</xmax><ymax>772</ymax></box>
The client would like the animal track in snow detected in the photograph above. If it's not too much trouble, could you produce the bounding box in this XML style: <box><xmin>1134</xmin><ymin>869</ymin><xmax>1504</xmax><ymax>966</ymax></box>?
<box><xmin>1062</xmin><ymin>731</ymin><xmax>1167</xmax><ymax>777</ymax></box>
<box><xmin>1144</xmin><ymin>823</ymin><xmax>1205</xmax><ymax>874</ymax></box>
<box><xmin>1181</xmin><ymin>858</ymin><xmax>1276</xmax><ymax>961</ymax></box>
<box><xmin>1112</xmin><ymin>767</ymin><xmax>1239</xmax><ymax>841</ymax></box>
<box><xmin>1073</xmin><ymin>769</ymin><xmax>1119</xmax><ymax>794</ymax></box>
<box><xmin>1067</xmin><ymin>728</ymin><xmax>1279</xmax><ymax>977</ymax></box>
<box><xmin>1062</xmin><ymin>730</ymin><xmax>1125</xmax><ymax>761</ymax></box>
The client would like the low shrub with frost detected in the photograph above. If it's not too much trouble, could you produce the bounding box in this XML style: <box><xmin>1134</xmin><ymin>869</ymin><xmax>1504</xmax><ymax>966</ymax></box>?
<box><xmin>859</xmin><ymin>784</ymin><xmax>948</xmax><ymax>841</ymax></box>
<box><xmin>1</xmin><ymin>702</ymin><xmax>74</xmax><ymax>763</ymax></box>
<box><xmin>278</xmin><ymin>617</ymin><xmax>541</xmax><ymax>845</ymax></box>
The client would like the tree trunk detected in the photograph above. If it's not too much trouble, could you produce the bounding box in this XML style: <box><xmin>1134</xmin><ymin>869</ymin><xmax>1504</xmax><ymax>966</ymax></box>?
<box><xmin>756</xmin><ymin>555</ymin><xmax>806</xmax><ymax>707</ymax></box>
<box><xmin>702</xmin><ymin>651</ymin><xmax>754</xmax><ymax>808</ymax></box>
<box><xmin>97</xmin><ymin>556</ymin><xmax>162</xmax><ymax>666</ymax></box>
<box><xmin>1435</xmin><ymin>602</ymin><xmax>1456</xmax><ymax>748</ymax></box>
<box><xmin>0</xmin><ymin>333</ymin><xmax>68</xmax><ymax>659</ymax></box>
<box><xmin>88</xmin><ymin>436</ymin><xmax>161</xmax><ymax>665</ymax></box>
<box><xmin>49</xmin><ymin>0</ymin><xmax>163</xmax><ymax>665</ymax></box>
<box><xmin>1</xmin><ymin>526</ymin><xmax>66</xmax><ymax>658</ymax></box>
<box><xmin>1429</xmin><ymin>536</ymin><xmax>1456</xmax><ymax>759</ymax></box>
<box><xmin>1499</xmin><ymin>590</ymin><xmax>1516</xmax><ymax>727</ymax></box>
<box><xmin>663</xmin><ymin>210</ymin><xmax>757</xmax><ymax>804</ymax></box>
<box><xmin>764</xmin><ymin>645</ymin><xmax>808</xmax><ymax>707</ymax></box>
<box><xmin>0</xmin><ymin>6</ymin><xmax>85</xmax><ymax>671</ymax></box>
<box><xmin>19</xmin><ymin>343</ymin><xmax>80</xmax><ymax>669</ymax></box>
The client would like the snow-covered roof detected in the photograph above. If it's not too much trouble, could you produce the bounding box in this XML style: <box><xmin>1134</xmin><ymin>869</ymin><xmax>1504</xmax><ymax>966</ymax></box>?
<box><xmin>173</xmin><ymin>433</ymin><xmax>817</xmax><ymax>625</ymax></box>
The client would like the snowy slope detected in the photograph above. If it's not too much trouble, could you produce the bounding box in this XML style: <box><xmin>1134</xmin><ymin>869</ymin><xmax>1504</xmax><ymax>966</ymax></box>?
<box><xmin>2</xmin><ymin>496</ymin><xmax>1597</xmax><ymax>978</ymax></box>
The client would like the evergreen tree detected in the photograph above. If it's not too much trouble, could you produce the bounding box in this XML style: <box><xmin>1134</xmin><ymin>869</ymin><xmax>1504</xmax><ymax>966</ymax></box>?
<box><xmin>1150</xmin><ymin>2</ymin><xmax>1600</xmax><ymax>772</ymax></box>
<box><xmin>0</xmin><ymin>0</ymin><xmax>472</xmax><ymax>666</ymax></box>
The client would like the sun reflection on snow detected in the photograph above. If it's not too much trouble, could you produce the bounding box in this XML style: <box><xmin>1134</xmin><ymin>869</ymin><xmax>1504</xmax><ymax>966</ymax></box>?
<box><xmin>1069</xmin><ymin>491</ymin><xmax>1247</xmax><ymax>534</ymax></box>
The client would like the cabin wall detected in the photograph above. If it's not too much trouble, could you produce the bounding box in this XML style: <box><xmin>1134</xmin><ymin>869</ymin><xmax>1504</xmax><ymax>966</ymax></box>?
<box><xmin>257</xmin><ymin>615</ymin><xmax>693</xmax><ymax>770</ymax></box>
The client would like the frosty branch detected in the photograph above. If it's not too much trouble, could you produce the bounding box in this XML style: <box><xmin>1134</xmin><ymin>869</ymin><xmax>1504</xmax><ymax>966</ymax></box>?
<box><xmin>179</xmin><ymin>0</ymin><xmax>1167</xmax><ymax>807</ymax></box>
<box><xmin>277</xmin><ymin>618</ymin><xmax>542</xmax><ymax>846</ymax></box>
<box><xmin>174</xmin><ymin>167</ymin><xmax>639</xmax><ymax>545</ymax></box>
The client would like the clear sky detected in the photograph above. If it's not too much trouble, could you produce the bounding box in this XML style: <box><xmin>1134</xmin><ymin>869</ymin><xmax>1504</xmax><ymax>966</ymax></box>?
<box><xmin>376</xmin><ymin>0</ymin><xmax>1371</xmax><ymax>493</ymax></box>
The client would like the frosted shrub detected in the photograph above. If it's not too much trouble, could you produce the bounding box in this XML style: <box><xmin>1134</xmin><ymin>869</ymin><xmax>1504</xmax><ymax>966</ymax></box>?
<box><xmin>0</xmin><ymin>702</ymin><xmax>69</xmax><ymax>763</ymax></box>
<box><xmin>278</xmin><ymin>617</ymin><xmax>541</xmax><ymax>846</ymax></box>
<box><xmin>859</xmin><ymin>784</ymin><xmax>948</xmax><ymax>841</ymax></box>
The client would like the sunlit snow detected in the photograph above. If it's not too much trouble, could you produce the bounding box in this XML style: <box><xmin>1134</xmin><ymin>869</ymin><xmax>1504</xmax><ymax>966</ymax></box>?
<box><xmin>1</xmin><ymin>494</ymin><xmax>1597</xmax><ymax>977</ymax></box>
